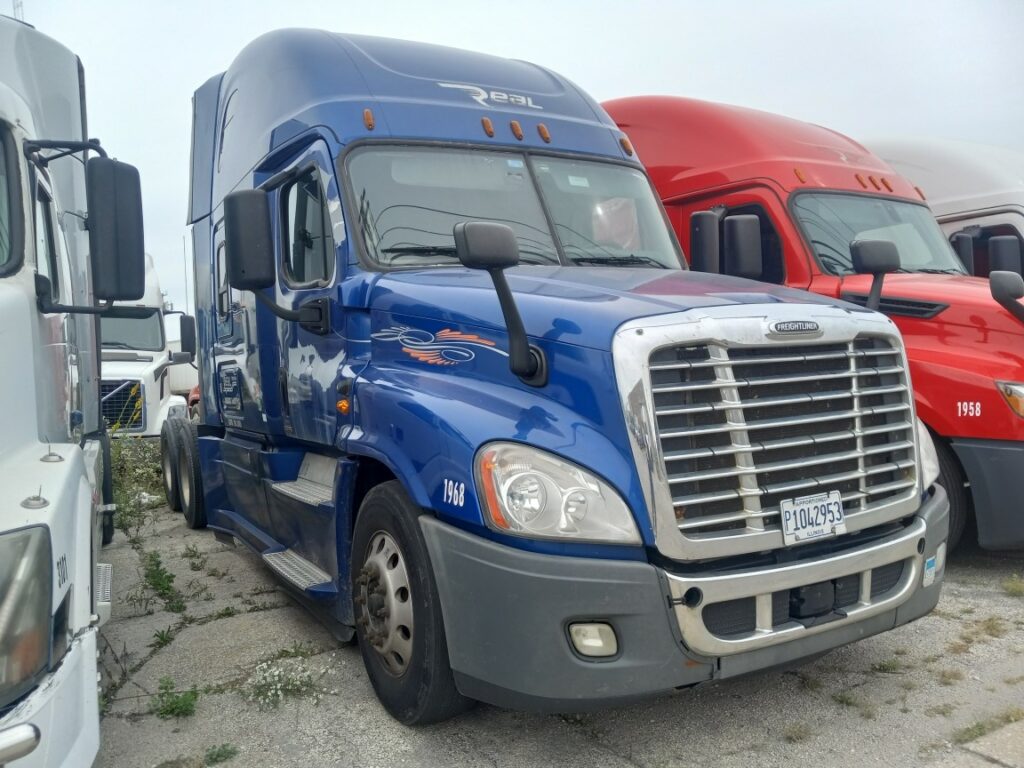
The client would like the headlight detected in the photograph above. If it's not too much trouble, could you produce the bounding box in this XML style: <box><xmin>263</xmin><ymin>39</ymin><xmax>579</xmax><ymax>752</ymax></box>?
<box><xmin>0</xmin><ymin>527</ymin><xmax>51</xmax><ymax>709</ymax></box>
<box><xmin>997</xmin><ymin>382</ymin><xmax>1024</xmax><ymax>418</ymax></box>
<box><xmin>475</xmin><ymin>442</ymin><xmax>641</xmax><ymax>544</ymax></box>
<box><xmin>915</xmin><ymin>418</ymin><xmax>940</xmax><ymax>490</ymax></box>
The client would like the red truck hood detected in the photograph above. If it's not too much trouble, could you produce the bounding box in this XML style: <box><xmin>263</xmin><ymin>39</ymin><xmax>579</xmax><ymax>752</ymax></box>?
<box><xmin>840</xmin><ymin>273</ymin><xmax>1024</xmax><ymax>338</ymax></box>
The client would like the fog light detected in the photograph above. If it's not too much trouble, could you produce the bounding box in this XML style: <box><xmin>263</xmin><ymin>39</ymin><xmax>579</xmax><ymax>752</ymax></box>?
<box><xmin>568</xmin><ymin>622</ymin><xmax>617</xmax><ymax>658</ymax></box>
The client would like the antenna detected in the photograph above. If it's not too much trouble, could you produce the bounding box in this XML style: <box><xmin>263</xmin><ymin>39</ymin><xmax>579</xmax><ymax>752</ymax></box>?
<box><xmin>13</xmin><ymin>0</ymin><xmax>24</xmax><ymax>20</ymax></box>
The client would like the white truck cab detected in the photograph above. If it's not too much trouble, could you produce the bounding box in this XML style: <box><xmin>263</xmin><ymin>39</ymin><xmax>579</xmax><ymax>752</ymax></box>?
<box><xmin>100</xmin><ymin>254</ymin><xmax>193</xmax><ymax>436</ymax></box>
<box><xmin>866</xmin><ymin>137</ymin><xmax>1024</xmax><ymax>275</ymax></box>
<box><xmin>0</xmin><ymin>16</ymin><xmax>146</xmax><ymax>767</ymax></box>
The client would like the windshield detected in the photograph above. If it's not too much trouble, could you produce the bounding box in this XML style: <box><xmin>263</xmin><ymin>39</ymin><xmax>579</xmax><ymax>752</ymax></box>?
<box><xmin>0</xmin><ymin>134</ymin><xmax>11</xmax><ymax>269</ymax></box>
<box><xmin>101</xmin><ymin>311</ymin><xmax>165</xmax><ymax>351</ymax></box>
<box><xmin>346</xmin><ymin>147</ymin><xmax>682</xmax><ymax>269</ymax></box>
<box><xmin>792</xmin><ymin>193</ymin><xmax>966</xmax><ymax>276</ymax></box>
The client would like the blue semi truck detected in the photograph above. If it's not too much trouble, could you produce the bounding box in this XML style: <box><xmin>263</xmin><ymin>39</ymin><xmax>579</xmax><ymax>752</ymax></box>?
<box><xmin>169</xmin><ymin>29</ymin><xmax>950</xmax><ymax>724</ymax></box>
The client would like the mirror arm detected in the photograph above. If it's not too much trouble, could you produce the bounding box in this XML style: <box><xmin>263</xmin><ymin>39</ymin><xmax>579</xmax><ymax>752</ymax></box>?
<box><xmin>865</xmin><ymin>274</ymin><xmax>886</xmax><ymax>312</ymax></box>
<box><xmin>486</xmin><ymin>269</ymin><xmax>547</xmax><ymax>386</ymax></box>
<box><xmin>251</xmin><ymin>288</ymin><xmax>329</xmax><ymax>333</ymax></box>
<box><xmin>252</xmin><ymin>288</ymin><xmax>304</xmax><ymax>321</ymax></box>
<box><xmin>23</xmin><ymin>138</ymin><xmax>107</xmax><ymax>166</ymax></box>
<box><xmin>34</xmin><ymin>274</ymin><xmax>112</xmax><ymax>315</ymax></box>
<box><xmin>993</xmin><ymin>291</ymin><xmax>1024</xmax><ymax>325</ymax></box>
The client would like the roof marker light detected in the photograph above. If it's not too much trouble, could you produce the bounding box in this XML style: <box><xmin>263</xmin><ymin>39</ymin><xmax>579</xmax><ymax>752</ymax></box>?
<box><xmin>362</xmin><ymin>109</ymin><xmax>375</xmax><ymax>131</ymax></box>
<box><xmin>881</xmin><ymin>177</ymin><xmax>894</xmax><ymax>192</ymax></box>
<box><xmin>510</xmin><ymin>120</ymin><xmax>524</xmax><ymax>140</ymax></box>
<box><xmin>537</xmin><ymin>123</ymin><xmax>551</xmax><ymax>143</ymax></box>
<box><xmin>855</xmin><ymin>173</ymin><xmax>868</xmax><ymax>189</ymax></box>
<box><xmin>868</xmin><ymin>175</ymin><xmax>881</xmax><ymax>191</ymax></box>
<box><xmin>793</xmin><ymin>167</ymin><xmax>807</xmax><ymax>183</ymax></box>
<box><xmin>619</xmin><ymin>136</ymin><xmax>634</xmax><ymax>156</ymax></box>
<box><xmin>481</xmin><ymin>117</ymin><xmax>495</xmax><ymax>137</ymax></box>
<box><xmin>915</xmin><ymin>185</ymin><xmax>927</xmax><ymax>201</ymax></box>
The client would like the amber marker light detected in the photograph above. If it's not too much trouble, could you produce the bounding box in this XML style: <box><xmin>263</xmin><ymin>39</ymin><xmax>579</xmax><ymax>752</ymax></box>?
<box><xmin>336</xmin><ymin>399</ymin><xmax>350</xmax><ymax>415</ymax></box>
<box><xmin>481</xmin><ymin>116</ymin><xmax>495</xmax><ymax>137</ymax></box>
<box><xmin>478</xmin><ymin>449</ymin><xmax>510</xmax><ymax>530</ymax></box>
<box><xmin>537</xmin><ymin>123</ymin><xmax>551</xmax><ymax>143</ymax></box>
<box><xmin>855</xmin><ymin>173</ymin><xmax>868</xmax><ymax>189</ymax></box>
<box><xmin>793</xmin><ymin>167</ymin><xmax>807</xmax><ymax>183</ymax></box>
<box><xmin>362</xmin><ymin>108</ymin><xmax>375</xmax><ymax>131</ymax></box>
<box><xmin>868</xmin><ymin>175</ymin><xmax>881</xmax><ymax>190</ymax></box>
<box><xmin>510</xmin><ymin>120</ymin><xmax>524</xmax><ymax>140</ymax></box>
<box><xmin>881</xmin><ymin>177</ymin><xmax>894</xmax><ymax>192</ymax></box>
<box><xmin>619</xmin><ymin>136</ymin><xmax>634</xmax><ymax>156</ymax></box>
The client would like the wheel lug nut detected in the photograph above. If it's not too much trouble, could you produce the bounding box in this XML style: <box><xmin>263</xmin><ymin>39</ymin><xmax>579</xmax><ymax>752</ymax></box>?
<box><xmin>375</xmin><ymin>608</ymin><xmax>389</xmax><ymax>619</ymax></box>
<box><xmin>354</xmin><ymin>595</ymin><xmax>366</xmax><ymax>605</ymax></box>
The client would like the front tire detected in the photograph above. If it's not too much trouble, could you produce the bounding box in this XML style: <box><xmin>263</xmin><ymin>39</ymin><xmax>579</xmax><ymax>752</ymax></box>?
<box><xmin>160</xmin><ymin>419</ymin><xmax>184</xmax><ymax>512</ymax></box>
<box><xmin>176</xmin><ymin>422</ymin><xmax>206</xmax><ymax>529</ymax></box>
<box><xmin>351</xmin><ymin>481</ymin><xmax>471</xmax><ymax>725</ymax></box>
<box><xmin>936</xmin><ymin>438</ymin><xmax>968</xmax><ymax>551</ymax></box>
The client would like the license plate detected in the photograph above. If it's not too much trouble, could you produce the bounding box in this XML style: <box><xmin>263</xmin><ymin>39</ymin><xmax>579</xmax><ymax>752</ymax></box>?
<box><xmin>780</xmin><ymin>490</ymin><xmax>846</xmax><ymax>546</ymax></box>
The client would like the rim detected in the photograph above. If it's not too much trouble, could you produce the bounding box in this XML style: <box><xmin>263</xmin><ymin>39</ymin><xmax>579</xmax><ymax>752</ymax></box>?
<box><xmin>356</xmin><ymin>530</ymin><xmax>414</xmax><ymax>676</ymax></box>
<box><xmin>180</xmin><ymin>457</ymin><xmax>191</xmax><ymax>509</ymax></box>
<box><xmin>162</xmin><ymin>446</ymin><xmax>174</xmax><ymax>492</ymax></box>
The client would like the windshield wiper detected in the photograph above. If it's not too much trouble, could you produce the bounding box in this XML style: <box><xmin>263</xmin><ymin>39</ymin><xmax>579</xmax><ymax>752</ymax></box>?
<box><xmin>913</xmin><ymin>268</ymin><xmax>965</xmax><ymax>275</ymax></box>
<box><xmin>570</xmin><ymin>254</ymin><xmax>669</xmax><ymax>268</ymax></box>
<box><xmin>380</xmin><ymin>245</ymin><xmax>458</xmax><ymax>256</ymax></box>
<box><xmin>102</xmin><ymin>341</ymin><xmax>135</xmax><ymax>349</ymax></box>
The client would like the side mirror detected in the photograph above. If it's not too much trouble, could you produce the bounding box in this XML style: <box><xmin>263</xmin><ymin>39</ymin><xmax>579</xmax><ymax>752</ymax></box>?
<box><xmin>224</xmin><ymin>189</ymin><xmax>275</xmax><ymax>290</ymax></box>
<box><xmin>453</xmin><ymin>221</ymin><xmax>520</xmax><ymax>270</ymax></box>
<box><xmin>170</xmin><ymin>351</ymin><xmax>192</xmax><ymax>365</ymax></box>
<box><xmin>85</xmin><ymin>157</ymin><xmax>145</xmax><ymax>301</ymax></box>
<box><xmin>991</xmin><ymin>270</ymin><xmax>1024</xmax><ymax>324</ymax></box>
<box><xmin>179</xmin><ymin>314</ymin><xmax>196</xmax><ymax>361</ymax></box>
<box><xmin>851</xmin><ymin>239</ymin><xmax>900</xmax><ymax>312</ymax></box>
<box><xmin>722</xmin><ymin>214</ymin><xmax>762</xmax><ymax>280</ymax></box>
<box><xmin>989</xmin><ymin>235</ymin><xmax>1022</xmax><ymax>275</ymax></box>
<box><xmin>453</xmin><ymin>221</ymin><xmax>545</xmax><ymax>385</ymax></box>
<box><xmin>951</xmin><ymin>232</ymin><xmax>975</xmax><ymax>275</ymax></box>
<box><xmin>689</xmin><ymin>211</ymin><xmax>720</xmax><ymax>273</ymax></box>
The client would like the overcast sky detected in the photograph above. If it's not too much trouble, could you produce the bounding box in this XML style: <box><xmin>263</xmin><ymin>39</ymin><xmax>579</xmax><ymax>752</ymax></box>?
<box><xmin>11</xmin><ymin>0</ymin><xmax>1024</xmax><ymax>316</ymax></box>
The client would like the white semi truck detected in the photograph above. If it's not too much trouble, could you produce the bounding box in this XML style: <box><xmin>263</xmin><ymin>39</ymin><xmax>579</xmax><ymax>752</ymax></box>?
<box><xmin>99</xmin><ymin>253</ymin><xmax>195</xmax><ymax>436</ymax></box>
<box><xmin>0</xmin><ymin>16</ymin><xmax>145</xmax><ymax>767</ymax></box>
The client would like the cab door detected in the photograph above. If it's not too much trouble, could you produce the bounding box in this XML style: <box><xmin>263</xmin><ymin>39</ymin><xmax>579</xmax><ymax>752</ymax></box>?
<box><xmin>268</xmin><ymin>140</ymin><xmax>349</xmax><ymax>447</ymax></box>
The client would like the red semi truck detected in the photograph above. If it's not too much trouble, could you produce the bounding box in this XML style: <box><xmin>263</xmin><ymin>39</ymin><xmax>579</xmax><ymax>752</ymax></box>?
<box><xmin>604</xmin><ymin>96</ymin><xmax>1024</xmax><ymax>551</ymax></box>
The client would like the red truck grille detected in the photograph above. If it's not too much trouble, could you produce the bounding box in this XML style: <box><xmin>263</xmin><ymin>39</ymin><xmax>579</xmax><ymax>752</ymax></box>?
<box><xmin>648</xmin><ymin>336</ymin><xmax>917</xmax><ymax>543</ymax></box>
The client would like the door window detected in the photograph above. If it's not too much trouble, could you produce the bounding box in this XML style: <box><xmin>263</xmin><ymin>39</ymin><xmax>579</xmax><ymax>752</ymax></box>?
<box><xmin>282</xmin><ymin>171</ymin><xmax>334</xmax><ymax>285</ymax></box>
<box><xmin>0</xmin><ymin>138</ymin><xmax>10</xmax><ymax>268</ymax></box>
<box><xmin>34</xmin><ymin>189</ymin><xmax>62</xmax><ymax>300</ymax></box>
<box><xmin>952</xmin><ymin>223</ymin><xmax>1024</xmax><ymax>276</ymax></box>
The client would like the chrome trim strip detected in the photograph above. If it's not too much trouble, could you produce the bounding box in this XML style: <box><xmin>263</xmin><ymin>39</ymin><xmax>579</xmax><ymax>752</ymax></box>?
<box><xmin>612</xmin><ymin>304</ymin><xmax>921</xmax><ymax>561</ymax></box>
<box><xmin>664</xmin><ymin>516</ymin><xmax>926</xmax><ymax>656</ymax></box>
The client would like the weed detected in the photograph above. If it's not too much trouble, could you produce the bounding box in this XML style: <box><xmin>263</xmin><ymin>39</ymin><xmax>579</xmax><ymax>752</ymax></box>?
<box><xmin>832</xmin><ymin>691</ymin><xmax>875</xmax><ymax>719</ymax></box>
<box><xmin>782</xmin><ymin>723</ymin><xmax>811</xmax><ymax>743</ymax></box>
<box><xmin>926</xmin><ymin>703</ymin><xmax>955</xmax><ymax>718</ymax></box>
<box><xmin>923</xmin><ymin>653</ymin><xmax>942</xmax><ymax>664</ymax></box>
<box><xmin>1003</xmin><ymin>575</ymin><xmax>1024</xmax><ymax>597</ymax></box>
<box><xmin>204</xmin><ymin>744</ymin><xmax>239</xmax><ymax>765</ymax></box>
<box><xmin>149</xmin><ymin>677</ymin><xmax>198</xmax><ymax>719</ymax></box>
<box><xmin>901</xmin><ymin>680</ymin><xmax>919</xmax><ymax>692</ymax></box>
<box><xmin>872</xmin><ymin>658</ymin><xmax>903</xmax><ymax>674</ymax></box>
<box><xmin>893</xmin><ymin>647</ymin><xmax>908</xmax><ymax>656</ymax></box>
<box><xmin>1005</xmin><ymin>675</ymin><xmax>1024</xmax><ymax>685</ymax></box>
<box><xmin>244</xmin><ymin>660</ymin><xmax>322</xmax><ymax>710</ymax></box>
<box><xmin>150</xmin><ymin>627</ymin><xmax>175</xmax><ymax>649</ymax></box>
<box><xmin>123</xmin><ymin>585</ymin><xmax>157</xmax><ymax>615</ymax></box>
<box><xmin>185</xmin><ymin>580</ymin><xmax>211</xmax><ymax>600</ymax></box>
<box><xmin>269</xmin><ymin>642</ymin><xmax>322</xmax><ymax>661</ymax></box>
<box><xmin>796</xmin><ymin>672</ymin><xmax>822</xmax><ymax>692</ymax></box>
<box><xmin>938</xmin><ymin>668</ymin><xmax>964</xmax><ymax>686</ymax></box>
<box><xmin>947</xmin><ymin>639</ymin><xmax>972</xmax><ymax>655</ymax></box>
<box><xmin>214</xmin><ymin>607</ymin><xmax>238</xmax><ymax>619</ymax></box>
<box><xmin>111</xmin><ymin>438</ymin><xmax>163</xmax><ymax>538</ymax></box>
<box><xmin>979</xmin><ymin>617</ymin><xmax>1007</xmax><ymax>638</ymax></box>
<box><xmin>206</xmin><ymin>567</ymin><xmax>228</xmax><ymax>579</ymax></box>
<box><xmin>953</xmin><ymin>707</ymin><xmax>1024</xmax><ymax>744</ymax></box>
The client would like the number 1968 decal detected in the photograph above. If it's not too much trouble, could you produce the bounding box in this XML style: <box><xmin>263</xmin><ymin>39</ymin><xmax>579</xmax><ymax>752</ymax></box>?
<box><xmin>443</xmin><ymin>479</ymin><xmax>465</xmax><ymax>507</ymax></box>
<box><xmin>956</xmin><ymin>401</ymin><xmax>982</xmax><ymax>418</ymax></box>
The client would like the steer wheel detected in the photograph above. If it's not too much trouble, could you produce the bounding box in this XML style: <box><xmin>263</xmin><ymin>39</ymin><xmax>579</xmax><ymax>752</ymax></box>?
<box><xmin>355</xmin><ymin>533</ymin><xmax>414</xmax><ymax>676</ymax></box>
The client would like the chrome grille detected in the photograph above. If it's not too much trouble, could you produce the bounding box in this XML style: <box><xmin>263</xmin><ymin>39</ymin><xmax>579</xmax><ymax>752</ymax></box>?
<box><xmin>101</xmin><ymin>379</ymin><xmax>144</xmax><ymax>431</ymax></box>
<box><xmin>649</xmin><ymin>336</ymin><xmax>917</xmax><ymax>542</ymax></box>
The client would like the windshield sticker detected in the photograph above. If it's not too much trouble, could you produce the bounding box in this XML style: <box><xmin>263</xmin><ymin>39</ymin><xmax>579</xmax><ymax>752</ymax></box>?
<box><xmin>372</xmin><ymin>326</ymin><xmax>509</xmax><ymax>366</ymax></box>
<box><xmin>507</xmin><ymin>159</ymin><xmax>524</xmax><ymax>168</ymax></box>
<box><xmin>568</xmin><ymin>175</ymin><xmax>590</xmax><ymax>188</ymax></box>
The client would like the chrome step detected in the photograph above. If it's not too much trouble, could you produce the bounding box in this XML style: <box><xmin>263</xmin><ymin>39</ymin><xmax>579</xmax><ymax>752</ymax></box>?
<box><xmin>95</xmin><ymin>562</ymin><xmax>112</xmax><ymax>626</ymax></box>
<box><xmin>271</xmin><ymin>454</ymin><xmax>335</xmax><ymax>505</ymax></box>
<box><xmin>262</xmin><ymin>549</ymin><xmax>332</xmax><ymax>590</ymax></box>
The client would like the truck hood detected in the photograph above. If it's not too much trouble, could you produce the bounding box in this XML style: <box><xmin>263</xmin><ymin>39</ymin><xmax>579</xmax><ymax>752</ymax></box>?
<box><xmin>368</xmin><ymin>267</ymin><xmax>858</xmax><ymax>349</ymax></box>
<box><xmin>840</xmin><ymin>273</ymin><xmax>1024</xmax><ymax>338</ymax></box>
<box><xmin>100</xmin><ymin>350</ymin><xmax>168</xmax><ymax>381</ymax></box>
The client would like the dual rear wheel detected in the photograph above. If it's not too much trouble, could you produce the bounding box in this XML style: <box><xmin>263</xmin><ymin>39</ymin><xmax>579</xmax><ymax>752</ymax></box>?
<box><xmin>160</xmin><ymin>417</ymin><xmax>206</xmax><ymax>529</ymax></box>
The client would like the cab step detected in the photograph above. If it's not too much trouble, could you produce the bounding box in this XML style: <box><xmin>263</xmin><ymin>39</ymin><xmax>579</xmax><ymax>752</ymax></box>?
<box><xmin>262</xmin><ymin>548</ymin><xmax>335</xmax><ymax>596</ymax></box>
<box><xmin>95</xmin><ymin>562</ymin><xmax>113</xmax><ymax>626</ymax></box>
<box><xmin>270</xmin><ymin>454</ymin><xmax>335</xmax><ymax>506</ymax></box>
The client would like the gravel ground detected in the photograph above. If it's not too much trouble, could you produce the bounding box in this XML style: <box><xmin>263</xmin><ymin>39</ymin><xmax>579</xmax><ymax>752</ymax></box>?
<box><xmin>97</xmin><ymin>502</ymin><xmax>1024</xmax><ymax>768</ymax></box>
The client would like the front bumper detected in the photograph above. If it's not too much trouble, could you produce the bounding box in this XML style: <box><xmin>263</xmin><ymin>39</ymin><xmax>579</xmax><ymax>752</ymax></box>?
<box><xmin>0</xmin><ymin>629</ymin><xmax>100</xmax><ymax>768</ymax></box>
<box><xmin>422</xmin><ymin>485</ymin><xmax>948</xmax><ymax>712</ymax></box>
<box><xmin>951</xmin><ymin>437</ymin><xmax>1024</xmax><ymax>549</ymax></box>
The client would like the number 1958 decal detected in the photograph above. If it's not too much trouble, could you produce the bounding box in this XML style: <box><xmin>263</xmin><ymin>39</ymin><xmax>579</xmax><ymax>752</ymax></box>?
<box><xmin>956</xmin><ymin>401</ymin><xmax>982</xmax><ymax>418</ymax></box>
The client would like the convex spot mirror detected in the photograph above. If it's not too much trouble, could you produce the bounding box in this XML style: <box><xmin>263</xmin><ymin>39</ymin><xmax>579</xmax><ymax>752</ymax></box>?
<box><xmin>224</xmin><ymin>189</ymin><xmax>275</xmax><ymax>290</ymax></box>
<box><xmin>176</xmin><ymin>314</ymin><xmax>196</xmax><ymax>363</ymax></box>
<box><xmin>454</xmin><ymin>221</ymin><xmax>520</xmax><ymax>270</ymax></box>
<box><xmin>722</xmin><ymin>214</ymin><xmax>762</xmax><ymax>280</ymax></box>
<box><xmin>86</xmin><ymin>157</ymin><xmax>145</xmax><ymax>301</ymax></box>
<box><xmin>989</xmin><ymin>235</ymin><xmax>1022</xmax><ymax>276</ymax></box>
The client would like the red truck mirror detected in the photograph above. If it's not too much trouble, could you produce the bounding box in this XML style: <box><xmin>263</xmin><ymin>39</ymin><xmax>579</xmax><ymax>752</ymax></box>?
<box><xmin>851</xmin><ymin>239</ymin><xmax>899</xmax><ymax>312</ymax></box>
<box><xmin>723</xmin><ymin>214</ymin><xmax>762</xmax><ymax>280</ymax></box>
<box><xmin>989</xmin><ymin>235</ymin><xmax>1022</xmax><ymax>275</ymax></box>
<box><xmin>86</xmin><ymin>157</ymin><xmax>146</xmax><ymax>301</ymax></box>
<box><xmin>991</xmin><ymin>270</ymin><xmax>1024</xmax><ymax>323</ymax></box>
<box><xmin>224</xmin><ymin>189</ymin><xmax>275</xmax><ymax>291</ymax></box>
